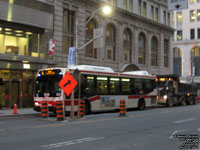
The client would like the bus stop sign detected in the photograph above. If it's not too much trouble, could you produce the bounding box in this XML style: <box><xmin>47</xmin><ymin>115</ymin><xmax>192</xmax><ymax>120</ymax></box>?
<box><xmin>59</xmin><ymin>72</ymin><xmax>77</xmax><ymax>96</ymax></box>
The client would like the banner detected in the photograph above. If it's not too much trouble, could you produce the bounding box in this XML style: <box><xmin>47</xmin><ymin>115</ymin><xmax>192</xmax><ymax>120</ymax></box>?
<box><xmin>49</xmin><ymin>38</ymin><xmax>55</xmax><ymax>55</ymax></box>
<box><xmin>68</xmin><ymin>47</ymin><xmax>76</xmax><ymax>67</ymax></box>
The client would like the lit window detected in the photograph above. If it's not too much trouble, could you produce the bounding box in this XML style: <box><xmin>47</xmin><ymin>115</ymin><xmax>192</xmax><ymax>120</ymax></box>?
<box><xmin>190</xmin><ymin>10</ymin><xmax>195</xmax><ymax>22</ymax></box>
<box><xmin>177</xmin><ymin>30</ymin><xmax>182</xmax><ymax>41</ymax></box>
<box><xmin>190</xmin><ymin>0</ymin><xmax>195</xmax><ymax>3</ymax></box>
<box><xmin>176</xmin><ymin>12</ymin><xmax>182</xmax><ymax>24</ymax></box>
<box><xmin>197</xmin><ymin>10</ymin><xmax>200</xmax><ymax>21</ymax></box>
<box><xmin>143</xmin><ymin>2</ymin><xmax>147</xmax><ymax>18</ymax></box>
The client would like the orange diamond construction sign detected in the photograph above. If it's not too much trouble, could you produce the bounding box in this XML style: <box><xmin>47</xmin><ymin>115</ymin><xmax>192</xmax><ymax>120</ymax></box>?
<box><xmin>59</xmin><ymin>72</ymin><xmax>77</xmax><ymax>96</ymax></box>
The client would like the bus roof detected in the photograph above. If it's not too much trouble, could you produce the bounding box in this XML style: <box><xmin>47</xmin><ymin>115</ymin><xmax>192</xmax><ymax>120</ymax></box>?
<box><xmin>123</xmin><ymin>71</ymin><xmax>151</xmax><ymax>76</ymax></box>
<box><xmin>68</xmin><ymin>65</ymin><xmax>114</xmax><ymax>73</ymax></box>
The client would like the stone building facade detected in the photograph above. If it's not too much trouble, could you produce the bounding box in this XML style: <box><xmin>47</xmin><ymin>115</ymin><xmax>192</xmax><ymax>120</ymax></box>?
<box><xmin>53</xmin><ymin>0</ymin><xmax>174</xmax><ymax>74</ymax></box>
<box><xmin>0</xmin><ymin>0</ymin><xmax>173</xmax><ymax>108</ymax></box>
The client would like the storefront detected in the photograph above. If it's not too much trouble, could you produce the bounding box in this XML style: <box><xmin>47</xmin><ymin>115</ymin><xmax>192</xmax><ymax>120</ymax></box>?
<box><xmin>0</xmin><ymin>70</ymin><xmax>36</xmax><ymax>109</ymax></box>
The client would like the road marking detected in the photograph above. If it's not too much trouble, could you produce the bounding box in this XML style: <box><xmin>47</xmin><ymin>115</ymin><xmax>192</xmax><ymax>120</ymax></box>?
<box><xmin>0</xmin><ymin>122</ymin><xmax>4</xmax><ymax>124</ymax></box>
<box><xmin>169</xmin><ymin>129</ymin><xmax>191</xmax><ymax>139</ymax></box>
<box><xmin>173</xmin><ymin>118</ymin><xmax>196</xmax><ymax>124</ymax></box>
<box><xmin>198</xmin><ymin>128</ymin><xmax>200</xmax><ymax>132</ymax></box>
<box><xmin>41</xmin><ymin>136</ymin><xmax>104</xmax><ymax>149</ymax></box>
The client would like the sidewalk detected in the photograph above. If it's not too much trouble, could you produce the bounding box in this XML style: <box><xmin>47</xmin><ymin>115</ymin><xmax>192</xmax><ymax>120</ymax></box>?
<box><xmin>0</xmin><ymin>108</ymin><xmax>40</xmax><ymax>117</ymax></box>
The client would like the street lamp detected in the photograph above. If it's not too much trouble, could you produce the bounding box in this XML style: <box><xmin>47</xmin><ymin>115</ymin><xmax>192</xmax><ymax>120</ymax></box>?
<box><xmin>85</xmin><ymin>5</ymin><xmax>112</xmax><ymax>27</ymax></box>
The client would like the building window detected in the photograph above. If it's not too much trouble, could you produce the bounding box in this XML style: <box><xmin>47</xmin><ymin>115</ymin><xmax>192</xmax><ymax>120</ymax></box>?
<box><xmin>177</xmin><ymin>30</ymin><xmax>182</xmax><ymax>40</ymax></box>
<box><xmin>190</xmin><ymin>28</ymin><xmax>195</xmax><ymax>40</ymax></box>
<box><xmin>173</xmin><ymin>48</ymin><xmax>182</xmax><ymax>76</ymax></box>
<box><xmin>163</xmin><ymin>11</ymin><xmax>167</xmax><ymax>25</ymax></box>
<box><xmin>190</xmin><ymin>0</ymin><xmax>195</xmax><ymax>3</ymax></box>
<box><xmin>138</xmin><ymin>0</ymin><xmax>142</xmax><ymax>16</ymax></box>
<box><xmin>197</xmin><ymin>10</ymin><xmax>200</xmax><ymax>21</ymax></box>
<box><xmin>191</xmin><ymin>47</ymin><xmax>200</xmax><ymax>76</ymax></box>
<box><xmin>123</xmin><ymin>28</ymin><xmax>132</xmax><ymax>62</ymax></box>
<box><xmin>113</xmin><ymin>0</ymin><xmax>117</xmax><ymax>6</ymax></box>
<box><xmin>129</xmin><ymin>0</ymin><xmax>133</xmax><ymax>12</ymax></box>
<box><xmin>168</xmin><ymin>12</ymin><xmax>170</xmax><ymax>26</ymax></box>
<box><xmin>198</xmin><ymin>28</ymin><xmax>200</xmax><ymax>39</ymax></box>
<box><xmin>123</xmin><ymin>0</ymin><xmax>127</xmax><ymax>10</ymax></box>
<box><xmin>164</xmin><ymin>39</ymin><xmax>169</xmax><ymax>67</ymax></box>
<box><xmin>86</xmin><ymin>19</ymin><xmax>97</xmax><ymax>58</ymax></box>
<box><xmin>151</xmin><ymin>5</ymin><xmax>154</xmax><ymax>20</ymax></box>
<box><xmin>63</xmin><ymin>10</ymin><xmax>74</xmax><ymax>55</ymax></box>
<box><xmin>143</xmin><ymin>2</ymin><xmax>147</xmax><ymax>18</ymax></box>
<box><xmin>155</xmin><ymin>7</ymin><xmax>159</xmax><ymax>22</ymax></box>
<box><xmin>190</xmin><ymin>10</ymin><xmax>195</xmax><ymax>22</ymax></box>
<box><xmin>176</xmin><ymin>12</ymin><xmax>182</xmax><ymax>25</ymax></box>
<box><xmin>138</xmin><ymin>33</ymin><xmax>145</xmax><ymax>64</ymax></box>
<box><xmin>172</xmin><ymin>13</ymin><xmax>175</xmax><ymax>25</ymax></box>
<box><xmin>106</xmin><ymin>24</ymin><xmax>116</xmax><ymax>61</ymax></box>
<box><xmin>151</xmin><ymin>36</ymin><xmax>158</xmax><ymax>66</ymax></box>
<box><xmin>0</xmin><ymin>21</ymin><xmax>47</xmax><ymax>59</ymax></box>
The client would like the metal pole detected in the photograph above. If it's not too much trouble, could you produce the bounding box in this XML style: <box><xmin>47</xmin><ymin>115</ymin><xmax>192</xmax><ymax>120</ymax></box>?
<box><xmin>70</xmin><ymin>90</ymin><xmax>75</xmax><ymax>120</ymax></box>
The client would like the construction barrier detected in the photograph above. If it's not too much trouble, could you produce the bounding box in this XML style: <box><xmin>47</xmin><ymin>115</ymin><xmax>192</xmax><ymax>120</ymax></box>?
<box><xmin>56</xmin><ymin>101</ymin><xmax>65</xmax><ymax>121</ymax></box>
<box><xmin>13</xmin><ymin>104</ymin><xmax>18</xmax><ymax>114</ymax></box>
<box><xmin>79</xmin><ymin>100</ymin><xmax>85</xmax><ymax>118</ymax></box>
<box><xmin>41</xmin><ymin>101</ymin><xmax>48</xmax><ymax>118</ymax></box>
<box><xmin>119</xmin><ymin>100</ymin><xmax>126</xmax><ymax>117</ymax></box>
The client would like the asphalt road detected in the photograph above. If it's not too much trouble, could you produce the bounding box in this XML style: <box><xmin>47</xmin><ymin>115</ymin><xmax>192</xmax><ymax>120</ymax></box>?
<box><xmin>0</xmin><ymin>105</ymin><xmax>200</xmax><ymax>150</ymax></box>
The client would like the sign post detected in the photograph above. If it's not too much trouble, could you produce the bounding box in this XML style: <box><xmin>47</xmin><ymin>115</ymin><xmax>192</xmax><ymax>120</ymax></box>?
<box><xmin>59</xmin><ymin>72</ymin><xmax>78</xmax><ymax>120</ymax></box>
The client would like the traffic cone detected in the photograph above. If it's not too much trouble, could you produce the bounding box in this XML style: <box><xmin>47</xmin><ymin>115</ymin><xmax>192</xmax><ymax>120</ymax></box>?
<box><xmin>13</xmin><ymin>104</ymin><xmax>18</xmax><ymax>114</ymax></box>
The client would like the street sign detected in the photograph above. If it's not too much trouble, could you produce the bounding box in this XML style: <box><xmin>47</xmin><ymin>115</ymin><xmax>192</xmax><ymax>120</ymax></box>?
<box><xmin>59</xmin><ymin>72</ymin><xmax>77</xmax><ymax>96</ymax></box>
<box><xmin>168</xmin><ymin>0</ymin><xmax>188</xmax><ymax>11</ymax></box>
<box><xmin>68</xmin><ymin>47</ymin><xmax>76</xmax><ymax>67</ymax></box>
<box><xmin>94</xmin><ymin>28</ymin><xmax>104</xmax><ymax>48</ymax></box>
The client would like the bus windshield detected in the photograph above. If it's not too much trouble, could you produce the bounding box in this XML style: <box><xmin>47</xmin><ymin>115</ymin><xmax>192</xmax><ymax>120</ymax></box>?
<box><xmin>35</xmin><ymin>70</ymin><xmax>63</xmax><ymax>97</ymax></box>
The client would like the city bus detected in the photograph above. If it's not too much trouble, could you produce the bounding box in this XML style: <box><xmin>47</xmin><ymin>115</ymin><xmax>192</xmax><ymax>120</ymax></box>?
<box><xmin>33</xmin><ymin>65</ymin><xmax>157</xmax><ymax>114</ymax></box>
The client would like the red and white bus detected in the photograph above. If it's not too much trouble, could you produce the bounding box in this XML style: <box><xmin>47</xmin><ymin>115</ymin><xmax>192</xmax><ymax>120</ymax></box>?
<box><xmin>33</xmin><ymin>65</ymin><xmax>157</xmax><ymax>114</ymax></box>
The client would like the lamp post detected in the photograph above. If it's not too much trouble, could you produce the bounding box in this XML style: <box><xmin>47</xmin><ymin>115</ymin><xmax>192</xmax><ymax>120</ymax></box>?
<box><xmin>69</xmin><ymin>5</ymin><xmax>112</xmax><ymax>120</ymax></box>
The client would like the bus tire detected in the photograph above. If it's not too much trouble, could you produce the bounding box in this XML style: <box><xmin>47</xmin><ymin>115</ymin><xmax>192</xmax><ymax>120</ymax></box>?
<box><xmin>138</xmin><ymin>99</ymin><xmax>145</xmax><ymax>110</ymax></box>
<box><xmin>84</xmin><ymin>100</ymin><xmax>91</xmax><ymax>115</ymax></box>
<box><xmin>166</xmin><ymin>98</ymin><xmax>173</xmax><ymax>107</ymax></box>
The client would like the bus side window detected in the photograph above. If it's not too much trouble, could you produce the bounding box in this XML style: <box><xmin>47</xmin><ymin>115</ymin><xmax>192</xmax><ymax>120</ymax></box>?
<box><xmin>143</xmin><ymin>79</ymin><xmax>154</xmax><ymax>94</ymax></box>
<box><xmin>97</xmin><ymin>76</ymin><xmax>108</xmax><ymax>95</ymax></box>
<box><xmin>121</xmin><ymin>78</ymin><xmax>131</xmax><ymax>94</ymax></box>
<box><xmin>109</xmin><ymin>77</ymin><xmax>120</xmax><ymax>95</ymax></box>
<box><xmin>82</xmin><ymin>75</ymin><xmax>96</xmax><ymax>97</ymax></box>
<box><xmin>132</xmin><ymin>79</ymin><xmax>143</xmax><ymax>94</ymax></box>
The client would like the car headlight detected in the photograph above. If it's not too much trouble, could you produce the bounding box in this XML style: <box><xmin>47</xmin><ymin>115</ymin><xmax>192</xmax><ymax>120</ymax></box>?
<box><xmin>163</xmin><ymin>95</ymin><xmax>168</xmax><ymax>100</ymax></box>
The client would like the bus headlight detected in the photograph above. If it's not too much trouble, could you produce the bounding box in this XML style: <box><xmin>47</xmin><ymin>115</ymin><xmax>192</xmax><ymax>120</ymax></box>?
<box><xmin>34</xmin><ymin>102</ymin><xmax>39</xmax><ymax>106</ymax></box>
<box><xmin>163</xmin><ymin>95</ymin><xmax>168</xmax><ymax>100</ymax></box>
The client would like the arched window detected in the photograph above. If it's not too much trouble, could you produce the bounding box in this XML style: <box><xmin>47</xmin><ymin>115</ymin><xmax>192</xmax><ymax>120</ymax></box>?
<box><xmin>138</xmin><ymin>33</ymin><xmax>145</xmax><ymax>64</ymax></box>
<box><xmin>191</xmin><ymin>47</ymin><xmax>200</xmax><ymax>76</ymax></box>
<box><xmin>123</xmin><ymin>28</ymin><xmax>132</xmax><ymax>62</ymax></box>
<box><xmin>151</xmin><ymin>36</ymin><xmax>158</xmax><ymax>66</ymax></box>
<box><xmin>173</xmin><ymin>48</ymin><xmax>182</xmax><ymax>76</ymax></box>
<box><xmin>86</xmin><ymin>19</ymin><xmax>97</xmax><ymax>58</ymax></box>
<box><xmin>106</xmin><ymin>24</ymin><xmax>116</xmax><ymax>61</ymax></box>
